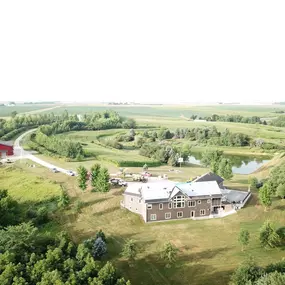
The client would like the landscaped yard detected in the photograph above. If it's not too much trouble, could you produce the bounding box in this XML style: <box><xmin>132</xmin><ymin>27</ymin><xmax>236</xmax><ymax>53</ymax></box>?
<box><xmin>6</xmin><ymin>159</ymin><xmax>285</xmax><ymax>285</ymax></box>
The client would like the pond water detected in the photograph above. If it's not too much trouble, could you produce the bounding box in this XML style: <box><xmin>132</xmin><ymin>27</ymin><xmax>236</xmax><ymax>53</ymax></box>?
<box><xmin>187</xmin><ymin>153</ymin><xmax>270</xmax><ymax>175</ymax></box>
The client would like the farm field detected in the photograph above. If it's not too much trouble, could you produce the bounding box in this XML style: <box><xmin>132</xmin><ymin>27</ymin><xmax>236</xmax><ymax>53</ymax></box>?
<box><xmin>4</xmin><ymin>161</ymin><xmax>285</xmax><ymax>285</ymax></box>
<box><xmin>0</xmin><ymin>104</ymin><xmax>57</xmax><ymax>117</ymax></box>
<box><xmin>40</xmin><ymin>104</ymin><xmax>285</xmax><ymax>118</ymax></box>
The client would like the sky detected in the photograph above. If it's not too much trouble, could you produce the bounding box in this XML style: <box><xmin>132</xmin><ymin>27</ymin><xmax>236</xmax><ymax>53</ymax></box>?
<box><xmin>0</xmin><ymin>1</ymin><xmax>285</xmax><ymax>104</ymax></box>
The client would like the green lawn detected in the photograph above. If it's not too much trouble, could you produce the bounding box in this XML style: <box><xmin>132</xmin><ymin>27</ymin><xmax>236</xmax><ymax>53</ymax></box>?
<box><xmin>62</xmin><ymin>184</ymin><xmax>285</xmax><ymax>285</ymax></box>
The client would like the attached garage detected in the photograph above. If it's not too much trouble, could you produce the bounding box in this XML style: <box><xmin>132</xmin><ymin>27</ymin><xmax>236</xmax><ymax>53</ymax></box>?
<box><xmin>0</xmin><ymin>141</ymin><xmax>14</xmax><ymax>158</ymax></box>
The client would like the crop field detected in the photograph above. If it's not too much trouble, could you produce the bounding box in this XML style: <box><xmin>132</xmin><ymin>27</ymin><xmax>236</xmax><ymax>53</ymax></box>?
<box><xmin>40</xmin><ymin>104</ymin><xmax>285</xmax><ymax>118</ymax></box>
<box><xmin>0</xmin><ymin>104</ymin><xmax>55</xmax><ymax>117</ymax></box>
<box><xmin>9</xmin><ymin>161</ymin><xmax>284</xmax><ymax>285</ymax></box>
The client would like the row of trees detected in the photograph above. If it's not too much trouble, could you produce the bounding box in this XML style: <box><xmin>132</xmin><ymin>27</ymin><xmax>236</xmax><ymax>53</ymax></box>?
<box><xmin>189</xmin><ymin>114</ymin><xmax>264</xmax><ymax>124</ymax></box>
<box><xmin>33</xmin><ymin>129</ymin><xmax>84</xmax><ymax>159</ymax></box>
<box><xmin>77</xmin><ymin>164</ymin><xmax>110</xmax><ymax>192</ymax></box>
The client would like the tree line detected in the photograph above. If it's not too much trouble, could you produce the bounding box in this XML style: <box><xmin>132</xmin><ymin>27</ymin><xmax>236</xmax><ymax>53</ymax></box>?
<box><xmin>189</xmin><ymin>114</ymin><xmax>264</xmax><ymax>124</ymax></box>
<box><xmin>138</xmin><ymin>126</ymin><xmax>251</xmax><ymax>147</ymax></box>
<box><xmin>0</xmin><ymin>109</ymin><xmax>136</xmax><ymax>141</ymax></box>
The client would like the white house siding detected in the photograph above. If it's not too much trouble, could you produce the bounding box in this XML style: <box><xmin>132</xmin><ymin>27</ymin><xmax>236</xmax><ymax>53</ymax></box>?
<box><xmin>123</xmin><ymin>194</ymin><xmax>145</xmax><ymax>217</ymax></box>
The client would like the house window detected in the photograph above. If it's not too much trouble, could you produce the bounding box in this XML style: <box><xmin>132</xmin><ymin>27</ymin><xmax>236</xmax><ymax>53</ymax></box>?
<box><xmin>207</xmin><ymin>199</ymin><xmax>211</xmax><ymax>203</ymax></box>
<box><xmin>200</xmin><ymin>209</ymin><xmax>206</xmax><ymax>216</ymax></box>
<box><xmin>188</xmin><ymin>200</ymin><xmax>196</xmax><ymax>207</ymax></box>
<box><xmin>130</xmin><ymin>198</ymin><xmax>133</xmax><ymax>202</ymax></box>
<box><xmin>136</xmin><ymin>208</ymin><xmax>138</xmax><ymax>212</ymax></box>
<box><xmin>139</xmin><ymin>199</ymin><xmax>142</xmax><ymax>204</ymax></box>
<box><xmin>168</xmin><ymin>202</ymin><xmax>172</xmax><ymax>209</ymax></box>
<box><xmin>147</xmin><ymin>204</ymin><xmax>152</xmax><ymax>209</ymax></box>
<box><xmin>173</xmin><ymin>195</ymin><xmax>185</xmax><ymax>208</ymax></box>
<box><xmin>159</xmin><ymin>203</ymin><xmax>163</xmax><ymax>210</ymax></box>
<box><xmin>129</xmin><ymin>206</ymin><xmax>132</xmax><ymax>210</ymax></box>
<box><xmin>150</xmin><ymin>214</ymin><xmax>157</xmax><ymax>221</ymax></box>
<box><xmin>165</xmin><ymin>212</ymin><xmax>171</xmax><ymax>219</ymax></box>
<box><xmin>177</xmin><ymin>211</ymin><xmax>183</xmax><ymax>218</ymax></box>
<box><xmin>198</xmin><ymin>200</ymin><xmax>201</xmax><ymax>204</ymax></box>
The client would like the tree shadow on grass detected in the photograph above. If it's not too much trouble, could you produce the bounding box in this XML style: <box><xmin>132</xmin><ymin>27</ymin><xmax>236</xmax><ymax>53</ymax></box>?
<box><xmin>274</xmin><ymin>205</ymin><xmax>285</xmax><ymax>211</ymax></box>
<box><xmin>119</xmin><ymin>250</ymin><xmax>234</xmax><ymax>285</ymax></box>
<box><xmin>178</xmin><ymin>246</ymin><xmax>232</xmax><ymax>263</ymax></box>
<box><xmin>82</xmin><ymin>197</ymin><xmax>112</xmax><ymax>208</ymax></box>
<box><xmin>92</xmin><ymin>206</ymin><xmax>118</xmax><ymax>216</ymax></box>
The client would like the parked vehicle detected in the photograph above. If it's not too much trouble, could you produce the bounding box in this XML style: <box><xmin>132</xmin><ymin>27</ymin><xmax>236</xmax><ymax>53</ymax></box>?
<box><xmin>109</xmin><ymin>178</ymin><xmax>128</xmax><ymax>187</ymax></box>
<box><xmin>142</xmin><ymin>171</ymin><xmax>152</xmax><ymax>177</ymax></box>
<box><xmin>67</xmin><ymin>170</ymin><xmax>75</xmax><ymax>176</ymax></box>
<box><xmin>118</xmin><ymin>179</ymin><xmax>128</xmax><ymax>187</ymax></box>
<box><xmin>51</xmin><ymin>168</ymin><xmax>59</xmax><ymax>173</ymax></box>
<box><xmin>133</xmin><ymin>174</ymin><xmax>148</xmax><ymax>183</ymax></box>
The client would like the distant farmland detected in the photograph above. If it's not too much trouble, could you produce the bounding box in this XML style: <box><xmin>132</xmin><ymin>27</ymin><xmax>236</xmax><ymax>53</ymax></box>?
<box><xmin>0</xmin><ymin>104</ymin><xmax>55</xmax><ymax>117</ymax></box>
<box><xmin>40</xmin><ymin>104</ymin><xmax>285</xmax><ymax>118</ymax></box>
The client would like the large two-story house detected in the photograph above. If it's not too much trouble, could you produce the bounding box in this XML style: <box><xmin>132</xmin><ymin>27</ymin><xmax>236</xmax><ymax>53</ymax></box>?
<box><xmin>121</xmin><ymin>177</ymin><xmax>223</xmax><ymax>222</ymax></box>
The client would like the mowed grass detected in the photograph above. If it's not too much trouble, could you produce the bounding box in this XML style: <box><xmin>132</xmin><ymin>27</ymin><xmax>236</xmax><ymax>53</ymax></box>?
<box><xmin>62</xmin><ymin>186</ymin><xmax>285</xmax><ymax>285</ymax></box>
<box><xmin>0</xmin><ymin>164</ymin><xmax>61</xmax><ymax>202</ymax></box>
<box><xmin>5</xmin><ymin>158</ymin><xmax>285</xmax><ymax>285</ymax></box>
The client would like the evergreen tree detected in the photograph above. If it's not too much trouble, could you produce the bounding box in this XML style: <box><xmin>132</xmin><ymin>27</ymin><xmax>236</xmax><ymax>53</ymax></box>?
<box><xmin>160</xmin><ymin>242</ymin><xmax>178</xmax><ymax>268</ymax></box>
<box><xmin>259</xmin><ymin>221</ymin><xmax>280</xmax><ymax>248</ymax></box>
<box><xmin>91</xmin><ymin>164</ymin><xmax>101</xmax><ymax>190</ymax></box>
<box><xmin>258</xmin><ymin>184</ymin><xmax>272</xmax><ymax>211</ymax></box>
<box><xmin>238</xmin><ymin>229</ymin><xmax>250</xmax><ymax>251</ymax></box>
<box><xmin>93</xmin><ymin>237</ymin><xmax>107</xmax><ymax>259</ymax></box>
<box><xmin>77</xmin><ymin>166</ymin><xmax>88</xmax><ymax>191</ymax></box>
<box><xmin>97</xmin><ymin>168</ymin><xmax>110</xmax><ymax>192</ymax></box>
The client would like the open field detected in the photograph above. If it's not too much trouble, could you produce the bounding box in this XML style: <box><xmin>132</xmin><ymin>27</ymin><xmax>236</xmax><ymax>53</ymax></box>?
<box><xmin>0</xmin><ymin>104</ymin><xmax>56</xmax><ymax>117</ymax></box>
<box><xmin>6</xmin><ymin>161</ymin><xmax>285</xmax><ymax>285</ymax></box>
<box><xmin>40</xmin><ymin>104</ymin><xmax>285</xmax><ymax>118</ymax></box>
<box><xmin>0</xmin><ymin>165</ymin><xmax>61</xmax><ymax>203</ymax></box>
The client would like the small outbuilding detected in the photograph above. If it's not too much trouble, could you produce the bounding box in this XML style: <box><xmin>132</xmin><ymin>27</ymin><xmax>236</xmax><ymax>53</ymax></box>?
<box><xmin>0</xmin><ymin>141</ymin><xmax>14</xmax><ymax>158</ymax></box>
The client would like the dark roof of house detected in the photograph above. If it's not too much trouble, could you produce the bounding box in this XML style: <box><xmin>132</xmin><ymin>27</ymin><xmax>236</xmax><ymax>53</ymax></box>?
<box><xmin>193</xmin><ymin>172</ymin><xmax>224</xmax><ymax>184</ymax></box>
<box><xmin>0</xmin><ymin>141</ymin><xmax>13</xmax><ymax>147</ymax></box>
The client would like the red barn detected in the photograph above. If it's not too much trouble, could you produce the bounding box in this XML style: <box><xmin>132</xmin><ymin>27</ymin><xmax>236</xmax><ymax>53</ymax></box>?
<box><xmin>0</xmin><ymin>141</ymin><xmax>14</xmax><ymax>158</ymax></box>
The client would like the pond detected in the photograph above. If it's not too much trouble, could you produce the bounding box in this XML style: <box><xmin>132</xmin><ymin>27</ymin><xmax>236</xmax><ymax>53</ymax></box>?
<box><xmin>187</xmin><ymin>153</ymin><xmax>271</xmax><ymax>175</ymax></box>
